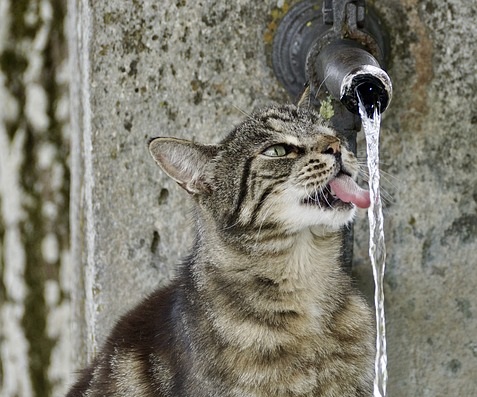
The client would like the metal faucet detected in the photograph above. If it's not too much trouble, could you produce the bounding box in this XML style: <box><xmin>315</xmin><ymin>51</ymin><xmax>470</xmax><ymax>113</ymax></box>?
<box><xmin>308</xmin><ymin>0</ymin><xmax>392</xmax><ymax>116</ymax></box>
<box><xmin>271</xmin><ymin>0</ymin><xmax>393</xmax><ymax>269</ymax></box>
<box><xmin>272</xmin><ymin>0</ymin><xmax>392</xmax><ymax>132</ymax></box>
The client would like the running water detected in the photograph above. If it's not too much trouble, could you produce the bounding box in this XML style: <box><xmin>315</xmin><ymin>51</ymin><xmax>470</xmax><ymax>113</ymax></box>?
<box><xmin>358</xmin><ymin>95</ymin><xmax>388</xmax><ymax>397</ymax></box>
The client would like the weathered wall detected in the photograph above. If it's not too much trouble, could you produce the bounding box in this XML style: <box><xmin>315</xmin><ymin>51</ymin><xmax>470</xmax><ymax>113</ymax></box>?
<box><xmin>68</xmin><ymin>0</ymin><xmax>477</xmax><ymax>395</ymax></box>
<box><xmin>67</xmin><ymin>0</ymin><xmax>477</xmax><ymax>395</ymax></box>
<box><xmin>367</xmin><ymin>0</ymin><xmax>477</xmax><ymax>394</ymax></box>
<box><xmin>1</xmin><ymin>0</ymin><xmax>476</xmax><ymax>396</ymax></box>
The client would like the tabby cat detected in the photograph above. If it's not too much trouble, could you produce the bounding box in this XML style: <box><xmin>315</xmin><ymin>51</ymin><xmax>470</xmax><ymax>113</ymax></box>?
<box><xmin>66</xmin><ymin>104</ymin><xmax>374</xmax><ymax>397</ymax></box>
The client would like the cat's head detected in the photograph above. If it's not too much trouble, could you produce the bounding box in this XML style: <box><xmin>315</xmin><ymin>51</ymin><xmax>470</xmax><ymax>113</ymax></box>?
<box><xmin>149</xmin><ymin>105</ymin><xmax>369</xmax><ymax>236</ymax></box>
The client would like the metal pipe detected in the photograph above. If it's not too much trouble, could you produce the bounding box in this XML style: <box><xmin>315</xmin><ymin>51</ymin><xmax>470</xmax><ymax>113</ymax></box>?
<box><xmin>309</xmin><ymin>39</ymin><xmax>392</xmax><ymax>116</ymax></box>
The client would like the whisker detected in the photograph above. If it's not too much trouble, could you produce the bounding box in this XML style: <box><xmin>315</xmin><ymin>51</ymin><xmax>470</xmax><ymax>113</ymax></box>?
<box><xmin>315</xmin><ymin>71</ymin><xmax>332</xmax><ymax>97</ymax></box>
<box><xmin>304</xmin><ymin>181</ymin><xmax>315</xmax><ymax>202</ymax></box>
<box><xmin>353</xmin><ymin>166</ymin><xmax>397</xmax><ymax>207</ymax></box>
<box><xmin>226</xmin><ymin>101</ymin><xmax>258</xmax><ymax>124</ymax></box>
<box><xmin>357</xmin><ymin>161</ymin><xmax>401</xmax><ymax>186</ymax></box>
<box><xmin>356</xmin><ymin>157</ymin><xmax>395</xmax><ymax>167</ymax></box>
<box><xmin>311</xmin><ymin>183</ymin><xmax>323</xmax><ymax>209</ymax></box>
<box><xmin>359</xmin><ymin>171</ymin><xmax>401</xmax><ymax>194</ymax></box>
<box><xmin>357</xmin><ymin>178</ymin><xmax>395</xmax><ymax>206</ymax></box>
<box><xmin>321</xmin><ymin>185</ymin><xmax>334</xmax><ymax>209</ymax></box>
<box><xmin>222</xmin><ymin>217</ymin><xmax>242</xmax><ymax>231</ymax></box>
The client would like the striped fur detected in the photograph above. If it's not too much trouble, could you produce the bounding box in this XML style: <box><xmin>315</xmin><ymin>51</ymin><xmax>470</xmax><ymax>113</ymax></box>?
<box><xmin>66</xmin><ymin>104</ymin><xmax>374</xmax><ymax>397</ymax></box>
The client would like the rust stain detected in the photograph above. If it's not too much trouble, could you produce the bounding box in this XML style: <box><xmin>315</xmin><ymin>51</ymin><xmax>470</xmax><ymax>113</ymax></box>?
<box><xmin>401</xmin><ymin>0</ymin><xmax>434</xmax><ymax>121</ymax></box>
<box><xmin>263</xmin><ymin>3</ymin><xmax>290</xmax><ymax>45</ymax></box>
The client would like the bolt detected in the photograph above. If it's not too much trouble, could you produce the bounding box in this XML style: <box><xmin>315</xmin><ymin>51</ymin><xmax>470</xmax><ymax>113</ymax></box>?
<box><xmin>323</xmin><ymin>0</ymin><xmax>334</xmax><ymax>24</ymax></box>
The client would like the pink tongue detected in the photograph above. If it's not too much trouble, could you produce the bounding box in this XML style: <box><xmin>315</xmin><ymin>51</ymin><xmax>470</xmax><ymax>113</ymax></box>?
<box><xmin>329</xmin><ymin>174</ymin><xmax>370</xmax><ymax>209</ymax></box>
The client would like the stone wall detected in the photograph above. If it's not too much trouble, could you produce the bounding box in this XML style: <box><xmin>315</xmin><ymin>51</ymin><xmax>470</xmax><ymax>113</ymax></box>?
<box><xmin>1</xmin><ymin>0</ymin><xmax>476</xmax><ymax>396</ymax></box>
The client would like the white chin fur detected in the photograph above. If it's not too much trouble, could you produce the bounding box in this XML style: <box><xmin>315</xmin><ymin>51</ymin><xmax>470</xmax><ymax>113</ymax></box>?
<box><xmin>279</xmin><ymin>204</ymin><xmax>356</xmax><ymax>232</ymax></box>
<box><xmin>266</xmin><ymin>187</ymin><xmax>356</xmax><ymax>233</ymax></box>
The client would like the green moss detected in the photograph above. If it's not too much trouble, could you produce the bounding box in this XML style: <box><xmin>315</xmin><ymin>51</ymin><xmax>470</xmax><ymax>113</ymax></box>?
<box><xmin>10</xmin><ymin>0</ymin><xmax>39</xmax><ymax>38</ymax></box>
<box><xmin>103</xmin><ymin>11</ymin><xmax>120</xmax><ymax>25</ymax></box>
<box><xmin>263</xmin><ymin>2</ymin><xmax>299</xmax><ymax>45</ymax></box>
<box><xmin>0</xmin><ymin>49</ymin><xmax>27</xmax><ymax>139</ymax></box>
<box><xmin>1</xmin><ymin>0</ymin><xmax>69</xmax><ymax>396</ymax></box>
<box><xmin>319</xmin><ymin>96</ymin><xmax>335</xmax><ymax>120</ymax></box>
<box><xmin>123</xmin><ymin>27</ymin><xmax>149</xmax><ymax>53</ymax></box>
<box><xmin>263</xmin><ymin>1</ymin><xmax>307</xmax><ymax>75</ymax></box>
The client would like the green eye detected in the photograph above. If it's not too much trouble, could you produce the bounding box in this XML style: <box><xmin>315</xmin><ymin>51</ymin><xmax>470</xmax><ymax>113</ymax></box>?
<box><xmin>262</xmin><ymin>144</ymin><xmax>289</xmax><ymax>157</ymax></box>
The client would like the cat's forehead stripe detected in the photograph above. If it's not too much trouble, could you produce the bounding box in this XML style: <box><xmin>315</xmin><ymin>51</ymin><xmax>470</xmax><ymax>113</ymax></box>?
<box><xmin>261</xmin><ymin>113</ymin><xmax>337</xmax><ymax>139</ymax></box>
<box><xmin>282</xmin><ymin>135</ymin><xmax>301</xmax><ymax>146</ymax></box>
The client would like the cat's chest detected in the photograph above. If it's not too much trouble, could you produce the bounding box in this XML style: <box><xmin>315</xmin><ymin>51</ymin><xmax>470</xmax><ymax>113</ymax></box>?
<box><xmin>191</xmin><ymin>307</ymin><xmax>341</xmax><ymax>397</ymax></box>
<box><xmin>187</xmin><ymin>233</ymin><xmax>353</xmax><ymax>396</ymax></box>
<box><xmin>191</xmin><ymin>336</ymin><xmax>343</xmax><ymax>397</ymax></box>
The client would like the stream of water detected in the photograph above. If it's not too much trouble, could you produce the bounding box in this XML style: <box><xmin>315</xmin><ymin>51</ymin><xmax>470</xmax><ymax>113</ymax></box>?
<box><xmin>358</xmin><ymin>99</ymin><xmax>388</xmax><ymax>397</ymax></box>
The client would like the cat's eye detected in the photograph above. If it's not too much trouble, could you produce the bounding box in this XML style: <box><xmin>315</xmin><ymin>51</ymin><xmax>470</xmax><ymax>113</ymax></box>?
<box><xmin>262</xmin><ymin>144</ymin><xmax>293</xmax><ymax>157</ymax></box>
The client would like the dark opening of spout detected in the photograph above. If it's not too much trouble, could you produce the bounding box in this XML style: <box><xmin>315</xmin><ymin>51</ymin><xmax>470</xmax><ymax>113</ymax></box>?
<box><xmin>355</xmin><ymin>82</ymin><xmax>382</xmax><ymax>118</ymax></box>
<box><xmin>339</xmin><ymin>67</ymin><xmax>391</xmax><ymax>117</ymax></box>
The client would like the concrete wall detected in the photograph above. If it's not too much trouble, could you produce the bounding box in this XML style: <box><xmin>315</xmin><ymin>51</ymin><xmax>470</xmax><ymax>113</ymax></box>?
<box><xmin>1</xmin><ymin>0</ymin><xmax>476</xmax><ymax>396</ymax></box>
<box><xmin>69</xmin><ymin>0</ymin><xmax>477</xmax><ymax>395</ymax></box>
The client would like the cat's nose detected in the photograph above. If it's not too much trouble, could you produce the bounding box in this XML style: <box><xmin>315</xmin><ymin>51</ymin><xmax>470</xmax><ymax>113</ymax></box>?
<box><xmin>322</xmin><ymin>140</ymin><xmax>341</xmax><ymax>156</ymax></box>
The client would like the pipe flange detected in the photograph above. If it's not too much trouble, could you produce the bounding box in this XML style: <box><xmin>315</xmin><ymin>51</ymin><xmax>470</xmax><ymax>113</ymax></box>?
<box><xmin>272</xmin><ymin>0</ymin><xmax>328</xmax><ymax>98</ymax></box>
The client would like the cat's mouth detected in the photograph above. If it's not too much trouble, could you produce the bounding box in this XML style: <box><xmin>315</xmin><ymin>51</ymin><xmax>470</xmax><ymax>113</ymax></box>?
<box><xmin>302</xmin><ymin>185</ymin><xmax>352</xmax><ymax>210</ymax></box>
<box><xmin>302</xmin><ymin>172</ymin><xmax>370</xmax><ymax>210</ymax></box>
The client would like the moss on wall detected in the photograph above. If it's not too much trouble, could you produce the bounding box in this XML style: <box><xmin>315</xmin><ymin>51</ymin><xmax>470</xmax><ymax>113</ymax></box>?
<box><xmin>0</xmin><ymin>0</ymin><xmax>69</xmax><ymax>396</ymax></box>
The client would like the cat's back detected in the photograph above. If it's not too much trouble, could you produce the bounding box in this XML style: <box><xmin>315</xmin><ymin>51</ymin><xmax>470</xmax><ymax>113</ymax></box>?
<box><xmin>66</xmin><ymin>283</ymin><xmax>186</xmax><ymax>397</ymax></box>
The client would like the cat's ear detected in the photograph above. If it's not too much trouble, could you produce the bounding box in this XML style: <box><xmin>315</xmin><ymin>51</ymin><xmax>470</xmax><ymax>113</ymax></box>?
<box><xmin>296</xmin><ymin>85</ymin><xmax>311</xmax><ymax>108</ymax></box>
<box><xmin>148</xmin><ymin>137</ymin><xmax>217</xmax><ymax>195</ymax></box>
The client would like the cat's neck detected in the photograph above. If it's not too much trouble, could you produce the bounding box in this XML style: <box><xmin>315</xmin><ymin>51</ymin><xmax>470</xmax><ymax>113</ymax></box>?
<box><xmin>183</xmin><ymin>224</ymin><xmax>348</xmax><ymax>359</ymax></box>
<box><xmin>192</xmin><ymin>218</ymin><xmax>346</xmax><ymax>303</ymax></box>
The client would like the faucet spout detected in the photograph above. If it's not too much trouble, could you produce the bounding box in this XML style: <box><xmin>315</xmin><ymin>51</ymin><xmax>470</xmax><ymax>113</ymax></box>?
<box><xmin>272</xmin><ymin>0</ymin><xmax>392</xmax><ymax>116</ymax></box>
<box><xmin>308</xmin><ymin>38</ymin><xmax>392</xmax><ymax>116</ymax></box>
<box><xmin>342</xmin><ymin>64</ymin><xmax>392</xmax><ymax>117</ymax></box>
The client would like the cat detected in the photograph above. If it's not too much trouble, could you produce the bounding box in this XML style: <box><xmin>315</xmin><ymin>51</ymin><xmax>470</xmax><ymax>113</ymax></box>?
<box><xmin>66</xmin><ymin>103</ymin><xmax>374</xmax><ymax>397</ymax></box>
